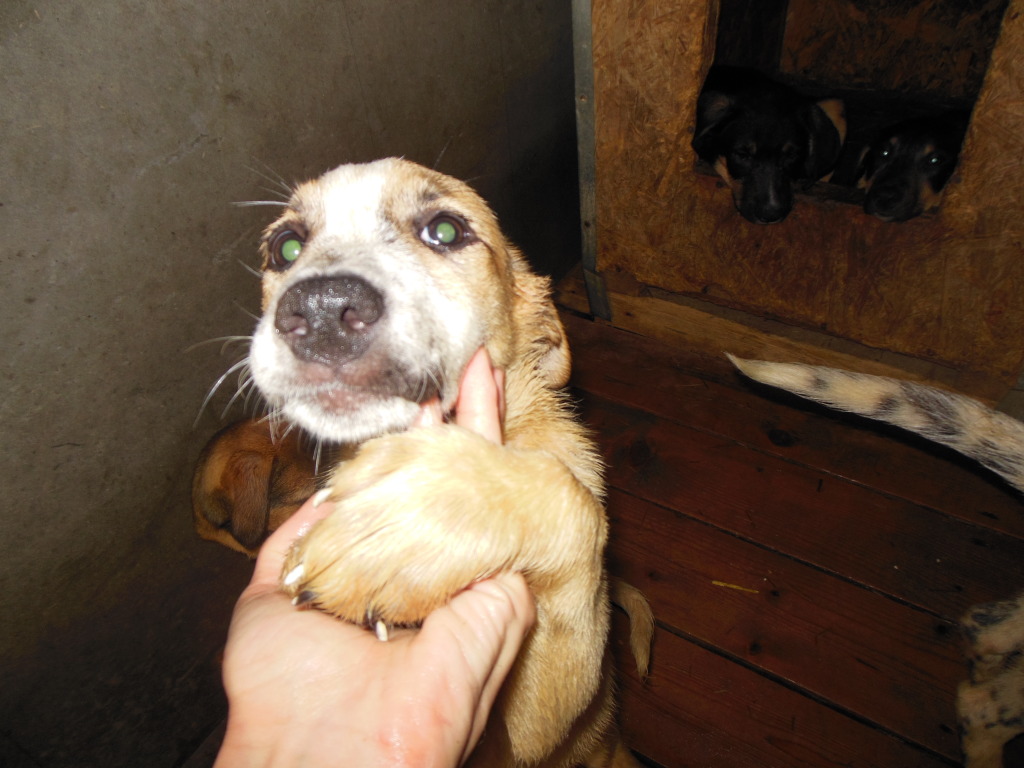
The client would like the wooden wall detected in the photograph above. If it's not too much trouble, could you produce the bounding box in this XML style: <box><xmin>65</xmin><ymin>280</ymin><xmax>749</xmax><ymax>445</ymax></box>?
<box><xmin>560</xmin><ymin>311</ymin><xmax>1024</xmax><ymax>768</ymax></box>
<box><xmin>590</xmin><ymin>0</ymin><xmax>1024</xmax><ymax>400</ymax></box>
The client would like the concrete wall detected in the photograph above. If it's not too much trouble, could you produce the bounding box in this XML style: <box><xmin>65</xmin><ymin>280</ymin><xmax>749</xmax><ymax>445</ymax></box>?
<box><xmin>0</xmin><ymin>2</ymin><xmax>578</xmax><ymax>765</ymax></box>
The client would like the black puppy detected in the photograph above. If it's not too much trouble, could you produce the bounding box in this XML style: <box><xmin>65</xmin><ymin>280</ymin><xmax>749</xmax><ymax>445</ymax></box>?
<box><xmin>692</xmin><ymin>66</ymin><xmax>846</xmax><ymax>224</ymax></box>
<box><xmin>858</xmin><ymin>111</ymin><xmax>969</xmax><ymax>222</ymax></box>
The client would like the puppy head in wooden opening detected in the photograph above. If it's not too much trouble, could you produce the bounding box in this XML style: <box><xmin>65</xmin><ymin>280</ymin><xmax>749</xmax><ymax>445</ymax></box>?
<box><xmin>693</xmin><ymin>66</ymin><xmax>846</xmax><ymax>224</ymax></box>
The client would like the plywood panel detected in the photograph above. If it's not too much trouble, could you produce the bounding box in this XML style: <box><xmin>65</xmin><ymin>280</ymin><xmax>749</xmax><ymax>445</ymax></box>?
<box><xmin>591</xmin><ymin>0</ymin><xmax>1024</xmax><ymax>396</ymax></box>
<box><xmin>782</xmin><ymin>0</ymin><xmax>1008</xmax><ymax>99</ymax></box>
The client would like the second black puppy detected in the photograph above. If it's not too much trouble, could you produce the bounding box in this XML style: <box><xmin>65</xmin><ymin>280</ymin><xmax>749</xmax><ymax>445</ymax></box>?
<box><xmin>693</xmin><ymin>66</ymin><xmax>846</xmax><ymax>224</ymax></box>
<box><xmin>858</xmin><ymin>111</ymin><xmax>969</xmax><ymax>222</ymax></box>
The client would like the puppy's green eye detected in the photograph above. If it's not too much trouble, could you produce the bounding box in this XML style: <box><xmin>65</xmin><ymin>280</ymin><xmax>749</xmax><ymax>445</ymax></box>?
<box><xmin>420</xmin><ymin>213</ymin><xmax>472</xmax><ymax>252</ymax></box>
<box><xmin>434</xmin><ymin>220</ymin><xmax>459</xmax><ymax>244</ymax></box>
<box><xmin>267</xmin><ymin>229</ymin><xmax>305</xmax><ymax>270</ymax></box>
<box><xmin>280</xmin><ymin>237</ymin><xmax>303</xmax><ymax>261</ymax></box>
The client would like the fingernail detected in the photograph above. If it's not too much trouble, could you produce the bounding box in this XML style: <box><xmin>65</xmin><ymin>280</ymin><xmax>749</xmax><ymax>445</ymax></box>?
<box><xmin>283</xmin><ymin>564</ymin><xmax>305</xmax><ymax>587</ymax></box>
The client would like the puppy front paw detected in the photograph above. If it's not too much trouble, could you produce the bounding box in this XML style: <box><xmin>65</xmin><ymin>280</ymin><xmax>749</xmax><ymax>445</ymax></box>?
<box><xmin>279</xmin><ymin>426</ymin><xmax>521</xmax><ymax>631</ymax></box>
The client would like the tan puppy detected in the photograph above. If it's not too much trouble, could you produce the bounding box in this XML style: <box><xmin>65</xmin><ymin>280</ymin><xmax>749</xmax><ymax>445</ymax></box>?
<box><xmin>201</xmin><ymin>158</ymin><xmax>651</xmax><ymax>767</ymax></box>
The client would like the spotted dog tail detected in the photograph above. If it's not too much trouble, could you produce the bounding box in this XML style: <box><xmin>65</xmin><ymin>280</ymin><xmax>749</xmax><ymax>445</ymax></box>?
<box><xmin>728</xmin><ymin>355</ymin><xmax>1024</xmax><ymax>494</ymax></box>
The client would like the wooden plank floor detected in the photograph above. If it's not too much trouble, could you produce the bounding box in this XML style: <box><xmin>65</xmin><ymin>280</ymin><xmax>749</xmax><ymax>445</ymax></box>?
<box><xmin>561</xmin><ymin>311</ymin><xmax>1024</xmax><ymax>768</ymax></box>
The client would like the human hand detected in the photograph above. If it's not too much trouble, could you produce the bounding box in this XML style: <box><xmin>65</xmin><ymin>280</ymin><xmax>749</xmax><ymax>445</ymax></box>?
<box><xmin>215</xmin><ymin>349</ymin><xmax>534</xmax><ymax>768</ymax></box>
<box><xmin>412</xmin><ymin>343</ymin><xmax>506</xmax><ymax>441</ymax></box>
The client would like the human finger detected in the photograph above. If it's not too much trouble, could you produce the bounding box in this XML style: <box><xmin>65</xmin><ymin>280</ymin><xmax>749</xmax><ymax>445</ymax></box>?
<box><xmin>250</xmin><ymin>493</ymin><xmax>336</xmax><ymax>588</ymax></box>
<box><xmin>454</xmin><ymin>347</ymin><xmax>504</xmax><ymax>445</ymax></box>
<box><xmin>418</xmin><ymin>571</ymin><xmax>535</xmax><ymax>763</ymax></box>
<box><xmin>459</xmin><ymin>573</ymin><xmax>535</xmax><ymax>735</ymax></box>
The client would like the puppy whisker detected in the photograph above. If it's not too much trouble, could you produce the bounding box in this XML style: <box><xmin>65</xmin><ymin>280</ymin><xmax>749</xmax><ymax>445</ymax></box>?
<box><xmin>242</xmin><ymin>384</ymin><xmax>262</xmax><ymax>415</ymax></box>
<box><xmin>276</xmin><ymin>419</ymin><xmax>298</xmax><ymax>443</ymax></box>
<box><xmin>195</xmin><ymin>357</ymin><xmax>250</xmax><ymax>425</ymax></box>
<box><xmin>233</xmin><ymin>369</ymin><xmax>263</xmax><ymax>414</ymax></box>
<box><xmin>184</xmin><ymin>335</ymin><xmax>253</xmax><ymax>355</ymax></box>
<box><xmin>233</xmin><ymin>200</ymin><xmax>290</xmax><ymax>208</ymax></box>
<box><xmin>220</xmin><ymin>365</ymin><xmax>260</xmax><ymax>419</ymax></box>
<box><xmin>200</xmin><ymin>356</ymin><xmax>247</xmax><ymax>402</ymax></box>
<box><xmin>413</xmin><ymin>369</ymin><xmax>443</xmax><ymax>407</ymax></box>
<box><xmin>245</xmin><ymin>158</ymin><xmax>294</xmax><ymax>198</ymax></box>
<box><xmin>258</xmin><ymin>184</ymin><xmax>290</xmax><ymax>201</ymax></box>
<box><xmin>313</xmin><ymin>441</ymin><xmax>323</xmax><ymax>475</ymax></box>
<box><xmin>233</xmin><ymin>299</ymin><xmax>261</xmax><ymax>321</ymax></box>
<box><xmin>428</xmin><ymin>369</ymin><xmax>447</xmax><ymax>406</ymax></box>
<box><xmin>312</xmin><ymin>438</ymin><xmax>333</xmax><ymax>477</ymax></box>
<box><xmin>237</xmin><ymin>260</ymin><xmax>263</xmax><ymax>280</ymax></box>
<box><xmin>432</xmin><ymin>135</ymin><xmax>457</xmax><ymax>171</ymax></box>
<box><xmin>256</xmin><ymin>406</ymin><xmax>289</xmax><ymax>437</ymax></box>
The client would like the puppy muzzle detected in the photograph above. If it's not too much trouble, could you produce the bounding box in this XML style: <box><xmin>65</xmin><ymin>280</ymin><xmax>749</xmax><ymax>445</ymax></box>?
<box><xmin>864</xmin><ymin>171</ymin><xmax>917</xmax><ymax>222</ymax></box>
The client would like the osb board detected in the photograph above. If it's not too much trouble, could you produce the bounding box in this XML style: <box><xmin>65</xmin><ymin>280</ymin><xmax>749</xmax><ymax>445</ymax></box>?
<box><xmin>554</xmin><ymin>267</ymin><xmax>1005</xmax><ymax>401</ymax></box>
<box><xmin>782</xmin><ymin>0</ymin><xmax>1008</xmax><ymax>99</ymax></box>
<box><xmin>591</xmin><ymin>0</ymin><xmax>1024</xmax><ymax>396</ymax></box>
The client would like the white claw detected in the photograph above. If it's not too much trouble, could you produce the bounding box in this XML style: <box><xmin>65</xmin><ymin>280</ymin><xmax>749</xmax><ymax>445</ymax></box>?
<box><xmin>311</xmin><ymin>488</ymin><xmax>332</xmax><ymax>507</ymax></box>
<box><xmin>375</xmin><ymin>620</ymin><xmax>389</xmax><ymax>642</ymax></box>
<box><xmin>283</xmin><ymin>564</ymin><xmax>305</xmax><ymax>587</ymax></box>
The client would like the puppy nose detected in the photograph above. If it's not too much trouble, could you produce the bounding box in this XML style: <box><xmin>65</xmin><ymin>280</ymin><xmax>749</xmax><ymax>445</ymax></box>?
<box><xmin>275</xmin><ymin>275</ymin><xmax>384</xmax><ymax>366</ymax></box>
<box><xmin>872</xmin><ymin>182</ymin><xmax>906</xmax><ymax>208</ymax></box>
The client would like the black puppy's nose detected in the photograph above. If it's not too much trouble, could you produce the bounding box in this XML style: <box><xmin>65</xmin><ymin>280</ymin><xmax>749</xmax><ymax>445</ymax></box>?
<box><xmin>755</xmin><ymin>204</ymin><xmax>787</xmax><ymax>225</ymax></box>
<box><xmin>274</xmin><ymin>275</ymin><xmax>384</xmax><ymax>366</ymax></box>
<box><xmin>865</xmin><ymin>178</ymin><xmax>912</xmax><ymax>219</ymax></box>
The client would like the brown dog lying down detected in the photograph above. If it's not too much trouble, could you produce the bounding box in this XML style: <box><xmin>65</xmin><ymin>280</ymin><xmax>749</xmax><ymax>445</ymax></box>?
<box><xmin>193</xmin><ymin>158</ymin><xmax>653</xmax><ymax>767</ymax></box>
<box><xmin>192</xmin><ymin>419</ymin><xmax>318</xmax><ymax>556</ymax></box>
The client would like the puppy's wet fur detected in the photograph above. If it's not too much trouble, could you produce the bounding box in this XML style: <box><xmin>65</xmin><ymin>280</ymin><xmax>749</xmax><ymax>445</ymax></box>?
<box><xmin>194</xmin><ymin>158</ymin><xmax>653</xmax><ymax>767</ymax></box>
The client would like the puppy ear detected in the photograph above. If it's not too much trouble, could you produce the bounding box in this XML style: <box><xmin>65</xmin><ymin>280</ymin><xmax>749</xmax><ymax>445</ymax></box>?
<box><xmin>533</xmin><ymin>298</ymin><xmax>572</xmax><ymax>389</ymax></box>
<box><xmin>692</xmin><ymin>91</ymin><xmax>737</xmax><ymax>161</ymax></box>
<box><xmin>801</xmin><ymin>98</ymin><xmax>846</xmax><ymax>181</ymax></box>
<box><xmin>854</xmin><ymin>144</ymin><xmax>873</xmax><ymax>189</ymax></box>
<box><xmin>192</xmin><ymin>420</ymin><xmax>318</xmax><ymax>556</ymax></box>
<box><xmin>512</xmin><ymin>265</ymin><xmax>571</xmax><ymax>389</ymax></box>
<box><xmin>193</xmin><ymin>447</ymin><xmax>272</xmax><ymax>554</ymax></box>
